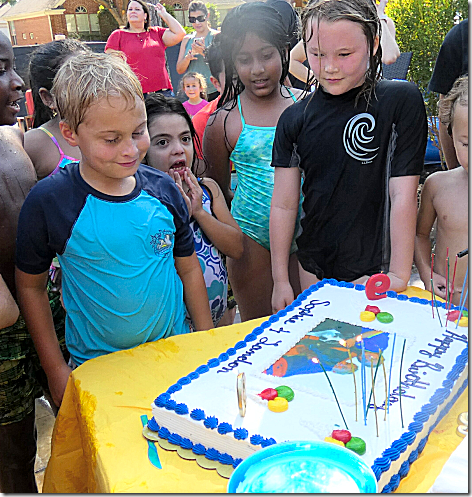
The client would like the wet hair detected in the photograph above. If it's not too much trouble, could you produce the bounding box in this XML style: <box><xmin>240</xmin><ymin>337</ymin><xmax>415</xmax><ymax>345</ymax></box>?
<box><xmin>301</xmin><ymin>0</ymin><xmax>382</xmax><ymax>105</ymax></box>
<box><xmin>439</xmin><ymin>75</ymin><xmax>468</xmax><ymax>136</ymax></box>
<box><xmin>28</xmin><ymin>39</ymin><xmax>90</xmax><ymax>128</ymax></box>
<box><xmin>52</xmin><ymin>51</ymin><xmax>144</xmax><ymax>133</ymax></box>
<box><xmin>205</xmin><ymin>33</ymin><xmax>223</xmax><ymax>80</ymax></box>
<box><xmin>180</xmin><ymin>71</ymin><xmax>208</xmax><ymax>100</ymax></box>
<box><xmin>217</xmin><ymin>1</ymin><xmax>290</xmax><ymax>109</ymax></box>
<box><xmin>144</xmin><ymin>93</ymin><xmax>203</xmax><ymax>175</ymax></box>
<box><xmin>124</xmin><ymin>0</ymin><xmax>151</xmax><ymax>31</ymax></box>
<box><xmin>188</xmin><ymin>1</ymin><xmax>208</xmax><ymax>15</ymax></box>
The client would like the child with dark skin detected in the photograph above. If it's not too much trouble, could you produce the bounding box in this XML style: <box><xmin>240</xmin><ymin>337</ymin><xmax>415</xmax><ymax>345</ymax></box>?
<box><xmin>0</xmin><ymin>31</ymin><xmax>41</xmax><ymax>493</ymax></box>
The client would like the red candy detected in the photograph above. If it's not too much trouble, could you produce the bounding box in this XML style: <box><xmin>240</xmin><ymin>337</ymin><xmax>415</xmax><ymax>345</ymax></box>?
<box><xmin>447</xmin><ymin>310</ymin><xmax>460</xmax><ymax>321</ymax></box>
<box><xmin>365</xmin><ymin>305</ymin><xmax>381</xmax><ymax>315</ymax></box>
<box><xmin>258</xmin><ymin>388</ymin><xmax>278</xmax><ymax>401</ymax></box>
<box><xmin>331</xmin><ymin>429</ymin><xmax>352</xmax><ymax>444</ymax></box>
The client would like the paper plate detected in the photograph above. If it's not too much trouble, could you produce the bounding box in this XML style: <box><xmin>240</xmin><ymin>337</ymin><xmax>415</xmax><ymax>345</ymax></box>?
<box><xmin>227</xmin><ymin>440</ymin><xmax>377</xmax><ymax>493</ymax></box>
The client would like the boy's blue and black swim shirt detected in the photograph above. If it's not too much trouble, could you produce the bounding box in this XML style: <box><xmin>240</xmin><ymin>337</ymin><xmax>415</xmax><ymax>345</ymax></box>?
<box><xmin>16</xmin><ymin>162</ymin><xmax>194</xmax><ymax>366</ymax></box>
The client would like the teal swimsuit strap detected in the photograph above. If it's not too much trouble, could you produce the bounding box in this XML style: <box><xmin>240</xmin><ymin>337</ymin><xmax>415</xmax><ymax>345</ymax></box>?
<box><xmin>237</xmin><ymin>95</ymin><xmax>246</xmax><ymax>128</ymax></box>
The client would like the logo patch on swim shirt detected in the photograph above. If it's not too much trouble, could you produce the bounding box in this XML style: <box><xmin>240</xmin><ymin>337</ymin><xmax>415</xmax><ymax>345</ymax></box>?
<box><xmin>150</xmin><ymin>230</ymin><xmax>173</xmax><ymax>256</ymax></box>
<box><xmin>343</xmin><ymin>113</ymin><xmax>379</xmax><ymax>163</ymax></box>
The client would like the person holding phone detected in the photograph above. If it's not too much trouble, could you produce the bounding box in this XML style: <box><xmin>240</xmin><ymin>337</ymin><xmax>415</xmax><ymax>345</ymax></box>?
<box><xmin>176</xmin><ymin>1</ymin><xmax>220</xmax><ymax>101</ymax></box>
<box><xmin>105</xmin><ymin>0</ymin><xmax>185</xmax><ymax>96</ymax></box>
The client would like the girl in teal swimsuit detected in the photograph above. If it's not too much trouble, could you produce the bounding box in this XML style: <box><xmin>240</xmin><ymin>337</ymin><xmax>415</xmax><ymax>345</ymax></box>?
<box><xmin>204</xmin><ymin>2</ymin><xmax>302</xmax><ymax>322</ymax></box>
<box><xmin>24</xmin><ymin>40</ymin><xmax>88</xmax><ymax>180</ymax></box>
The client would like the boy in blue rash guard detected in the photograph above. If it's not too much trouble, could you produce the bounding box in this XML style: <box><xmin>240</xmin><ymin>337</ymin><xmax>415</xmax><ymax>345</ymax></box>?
<box><xmin>15</xmin><ymin>52</ymin><xmax>213</xmax><ymax>407</ymax></box>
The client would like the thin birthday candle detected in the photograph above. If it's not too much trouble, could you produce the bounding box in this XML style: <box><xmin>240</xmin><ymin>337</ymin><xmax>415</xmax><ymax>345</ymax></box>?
<box><xmin>430</xmin><ymin>253</ymin><xmax>435</xmax><ymax>318</ymax></box>
<box><xmin>387</xmin><ymin>332</ymin><xmax>396</xmax><ymax>414</ymax></box>
<box><xmin>449</xmin><ymin>255</ymin><xmax>458</xmax><ymax>312</ymax></box>
<box><xmin>399</xmin><ymin>339</ymin><xmax>406</xmax><ymax>429</ymax></box>
<box><xmin>340</xmin><ymin>340</ymin><xmax>357</xmax><ymax>422</ymax></box>
<box><xmin>446</xmin><ymin>247</ymin><xmax>450</xmax><ymax>314</ymax></box>
<box><xmin>382</xmin><ymin>359</ymin><xmax>388</xmax><ymax>421</ymax></box>
<box><xmin>312</xmin><ymin>356</ymin><xmax>349</xmax><ymax>430</ymax></box>
<box><xmin>431</xmin><ymin>253</ymin><xmax>443</xmax><ymax>327</ymax></box>
<box><xmin>455</xmin><ymin>265</ymin><xmax>468</xmax><ymax>329</ymax></box>
<box><xmin>371</xmin><ymin>357</ymin><xmax>379</xmax><ymax>437</ymax></box>
<box><xmin>365</xmin><ymin>349</ymin><xmax>383</xmax><ymax>420</ymax></box>
<box><xmin>360</xmin><ymin>337</ymin><xmax>367</xmax><ymax>425</ymax></box>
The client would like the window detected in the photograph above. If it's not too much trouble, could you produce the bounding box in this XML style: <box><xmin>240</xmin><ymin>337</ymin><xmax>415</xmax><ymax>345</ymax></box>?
<box><xmin>29</xmin><ymin>32</ymin><xmax>34</xmax><ymax>39</ymax></box>
<box><xmin>22</xmin><ymin>33</ymin><xmax>26</xmax><ymax>39</ymax></box>
<box><xmin>66</xmin><ymin>6</ymin><xmax>100</xmax><ymax>36</ymax></box>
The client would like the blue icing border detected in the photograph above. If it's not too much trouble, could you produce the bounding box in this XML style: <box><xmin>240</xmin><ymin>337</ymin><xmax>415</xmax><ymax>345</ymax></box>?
<box><xmin>151</xmin><ymin>280</ymin><xmax>468</xmax><ymax>487</ymax></box>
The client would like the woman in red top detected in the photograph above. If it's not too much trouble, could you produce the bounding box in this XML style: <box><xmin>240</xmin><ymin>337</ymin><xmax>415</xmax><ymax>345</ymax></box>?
<box><xmin>105</xmin><ymin>0</ymin><xmax>185</xmax><ymax>96</ymax></box>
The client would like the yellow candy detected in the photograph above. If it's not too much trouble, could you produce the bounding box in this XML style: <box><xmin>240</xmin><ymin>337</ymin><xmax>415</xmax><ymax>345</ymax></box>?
<box><xmin>268</xmin><ymin>396</ymin><xmax>289</xmax><ymax>413</ymax></box>
<box><xmin>360</xmin><ymin>311</ymin><xmax>376</xmax><ymax>322</ymax></box>
<box><xmin>457</xmin><ymin>317</ymin><xmax>468</xmax><ymax>327</ymax></box>
<box><xmin>324</xmin><ymin>436</ymin><xmax>345</xmax><ymax>447</ymax></box>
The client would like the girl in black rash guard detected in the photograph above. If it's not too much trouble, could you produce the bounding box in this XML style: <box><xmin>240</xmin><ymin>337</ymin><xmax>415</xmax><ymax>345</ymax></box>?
<box><xmin>269</xmin><ymin>0</ymin><xmax>427</xmax><ymax>313</ymax></box>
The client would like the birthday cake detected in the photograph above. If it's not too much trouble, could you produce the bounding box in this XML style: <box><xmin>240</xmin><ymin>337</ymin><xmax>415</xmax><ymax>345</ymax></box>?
<box><xmin>148</xmin><ymin>279</ymin><xmax>468</xmax><ymax>492</ymax></box>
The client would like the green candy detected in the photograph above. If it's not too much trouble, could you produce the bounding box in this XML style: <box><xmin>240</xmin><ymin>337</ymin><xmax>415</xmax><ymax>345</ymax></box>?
<box><xmin>462</xmin><ymin>311</ymin><xmax>468</xmax><ymax>317</ymax></box>
<box><xmin>376</xmin><ymin>311</ymin><xmax>394</xmax><ymax>324</ymax></box>
<box><xmin>275</xmin><ymin>385</ymin><xmax>294</xmax><ymax>402</ymax></box>
<box><xmin>346</xmin><ymin>436</ymin><xmax>366</xmax><ymax>455</ymax></box>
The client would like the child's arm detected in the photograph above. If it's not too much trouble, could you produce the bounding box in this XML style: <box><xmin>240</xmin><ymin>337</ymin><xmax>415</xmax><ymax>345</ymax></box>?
<box><xmin>388</xmin><ymin>175</ymin><xmax>420</xmax><ymax>292</ymax></box>
<box><xmin>15</xmin><ymin>269</ymin><xmax>72</xmax><ymax>406</ymax></box>
<box><xmin>175</xmin><ymin>253</ymin><xmax>214</xmax><ymax>331</ymax></box>
<box><xmin>176</xmin><ymin>170</ymin><xmax>243</xmax><ymax>259</ymax></box>
<box><xmin>289</xmin><ymin>40</ymin><xmax>312</xmax><ymax>84</ymax></box>
<box><xmin>270</xmin><ymin>166</ymin><xmax>301</xmax><ymax>313</ymax></box>
<box><xmin>203</xmin><ymin>111</ymin><xmax>233</xmax><ymax>206</ymax></box>
<box><xmin>414</xmin><ymin>175</ymin><xmax>448</xmax><ymax>298</ymax></box>
<box><xmin>0</xmin><ymin>275</ymin><xmax>19</xmax><ymax>329</ymax></box>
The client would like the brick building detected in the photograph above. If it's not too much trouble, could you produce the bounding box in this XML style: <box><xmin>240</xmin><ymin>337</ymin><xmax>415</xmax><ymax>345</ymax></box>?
<box><xmin>0</xmin><ymin>0</ymin><xmax>101</xmax><ymax>45</ymax></box>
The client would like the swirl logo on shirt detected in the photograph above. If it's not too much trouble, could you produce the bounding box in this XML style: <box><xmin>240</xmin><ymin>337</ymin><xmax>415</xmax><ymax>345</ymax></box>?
<box><xmin>150</xmin><ymin>230</ymin><xmax>173</xmax><ymax>257</ymax></box>
<box><xmin>343</xmin><ymin>113</ymin><xmax>379</xmax><ymax>163</ymax></box>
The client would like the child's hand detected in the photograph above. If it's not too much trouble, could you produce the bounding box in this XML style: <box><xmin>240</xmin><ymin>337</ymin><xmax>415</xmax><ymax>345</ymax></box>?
<box><xmin>170</xmin><ymin>169</ymin><xmax>193</xmax><ymax>217</ymax></box>
<box><xmin>182</xmin><ymin>168</ymin><xmax>204</xmax><ymax>218</ymax></box>
<box><xmin>426</xmin><ymin>272</ymin><xmax>449</xmax><ymax>300</ymax></box>
<box><xmin>48</xmin><ymin>362</ymin><xmax>73</xmax><ymax>407</ymax></box>
<box><xmin>272</xmin><ymin>281</ymin><xmax>295</xmax><ymax>314</ymax></box>
<box><xmin>386</xmin><ymin>271</ymin><xmax>408</xmax><ymax>293</ymax></box>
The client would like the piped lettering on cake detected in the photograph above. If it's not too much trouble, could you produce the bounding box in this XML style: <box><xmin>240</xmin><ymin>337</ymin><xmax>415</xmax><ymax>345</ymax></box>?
<box><xmin>216</xmin><ymin>337</ymin><xmax>282</xmax><ymax>373</ymax></box>
<box><xmin>283</xmin><ymin>299</ymin><xmax>330</xmax><ymax>324</ymax></box>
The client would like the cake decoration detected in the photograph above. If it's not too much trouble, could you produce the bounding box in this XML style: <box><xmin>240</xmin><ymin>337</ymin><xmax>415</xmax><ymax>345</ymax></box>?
<box><xmin>237</xmin><ymin>372</ymin><xmax>246</xmax><ymax>417</ymax></box>
<box><xmin>324</xmin><ymin>436</ymin><xmax>344</xmax><ymax>446</ymax></box>
<box><xmin>377</xmin><ymin>312</ymin><xmax>394</xmax><ymax>324</ymax></box>
<box><xmin>360</xmin><ymin>311</ymin><xmax>376</xmax><ymax>322</ymax></box>
<box><xmin>148</xmin><ymin>279</ymin><xmax>468</xmax><ymax>490</ymax></box>
<box><xmin>331</xmin><ymin>429</ymin><xmax>352</xmax><ymax>444</ymax></box>
<box><xmin>346</xmin><ymin>437</ymin><xmax>366</xmax><ymax>455</ymax></box>
<box><xmin>268</xmin><ymin>397</ymin><xmax>289</xmax><ymax>412</ymax></box>
<box><xmin>257</xmin><ymin>388</ymin><xmax>277</xmax><ymax>400</ymax></box>
<box><xmin>275</xmin><ymin>385</ymin><xmax>294</xmax><ymax>401</ymax></box>
<box><xmin>365</xmin><ymin>273</ymin><xmax>390</xmax><ymax>300</ymax></box>
<box><xmin>365</xmin><ymin>305</ymin><xmax>381</xmax><ymax>315</ymax></box>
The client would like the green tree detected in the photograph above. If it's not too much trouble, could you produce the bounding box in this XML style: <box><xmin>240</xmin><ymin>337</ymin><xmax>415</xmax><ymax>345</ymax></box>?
<box><xmin>386</xmin><ymin>0</ymin><xmax>468</xmax><ymax>115</ymax></box>
<box><xmin>206</xmin><ymin>3</ymin><xmax>220</xmax><ymax>29</ymax></box>
<box><xmin>387</xmin><ymin>0</ymin><xmax>468</xmax><ymax>165</ymax></box>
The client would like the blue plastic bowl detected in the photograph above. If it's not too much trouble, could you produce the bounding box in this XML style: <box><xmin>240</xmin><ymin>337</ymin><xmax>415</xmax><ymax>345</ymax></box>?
<box><xmin>227</xmin><ymin>440</ymin><xmax>377</xmax><ymax>493</ymax></box>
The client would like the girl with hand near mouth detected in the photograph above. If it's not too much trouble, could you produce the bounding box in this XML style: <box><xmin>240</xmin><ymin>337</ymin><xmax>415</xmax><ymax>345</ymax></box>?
<box><xmin>270</xmin><ymin>0</ymin><xmax>427</xmax><ymax>313</ymax></box>
<box><xmin>203</xmin><ymin>2</ymin><xmax>303</xmax><ymax>322</ymax></box>
<box><xmin>181</xmin><ymin>72</ymin><xmax>208</xmax><ymax>117</ymax></box>
<box><xmin>144</xmin><ymin>94</ymin><xmax>243</xmax><ymax>327</ymax></box>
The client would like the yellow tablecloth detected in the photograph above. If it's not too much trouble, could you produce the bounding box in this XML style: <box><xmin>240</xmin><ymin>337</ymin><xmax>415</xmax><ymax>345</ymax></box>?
<box><xmin>43</xmin><ymin>287</ymin><xmax>468</xmax><ymax>493</ymax></box>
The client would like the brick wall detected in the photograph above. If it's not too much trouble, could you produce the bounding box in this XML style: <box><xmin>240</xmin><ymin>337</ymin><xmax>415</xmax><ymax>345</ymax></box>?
<box><xmin>12</xmin><ymin>16</ymin><xmax>52</xmax><ymax>45</ymax></box>
<box><xmin>63</xmin><ymin>0</ymin><xmax>100</xmax><ymax>15</ymax></box>
<box><xmin>50</xmin><ymin>14</ymin><xmax>68</xmax><ymax>37</ymax></box>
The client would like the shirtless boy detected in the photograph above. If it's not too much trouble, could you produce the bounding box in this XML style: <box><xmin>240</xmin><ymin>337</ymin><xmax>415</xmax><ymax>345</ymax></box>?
<box><xmin>0</xmin><ymin>31</ymin><xmax>41</xmax><ymax>492</ymax></box>
<box><xmin>415</xmin><ymin>76</ymin><xmax>468</xmax><ymax>307</ymax></box>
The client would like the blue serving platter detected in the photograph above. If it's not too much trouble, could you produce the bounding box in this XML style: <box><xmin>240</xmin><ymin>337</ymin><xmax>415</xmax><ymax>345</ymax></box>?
<box><xmin>228</xmin><ymin>440</ymin><xmax>377</xmax><ymax>493</ymax></box>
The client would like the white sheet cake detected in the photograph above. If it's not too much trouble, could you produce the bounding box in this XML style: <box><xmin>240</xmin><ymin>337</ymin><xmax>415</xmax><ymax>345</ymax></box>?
<box><xmin>148</xmin><ymin>279</ymin><xmax>468</xmax><ymax>492</ymax></box>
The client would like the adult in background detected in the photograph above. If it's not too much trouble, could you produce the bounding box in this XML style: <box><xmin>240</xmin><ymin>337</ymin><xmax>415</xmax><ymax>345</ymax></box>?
<box><xmin>105</xmin><ymin>0</ymin><xmax>185</xmax><ymax>96</ymax></box>
<box><xmin>176</xmin><ymin>1</ymin><xmax>220</xmax><ymax>101</ymax></box>
<box><xmin>428</xmin><ymin>18</ymin><xmax>468</xmax><ymax>170</ymax></box>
